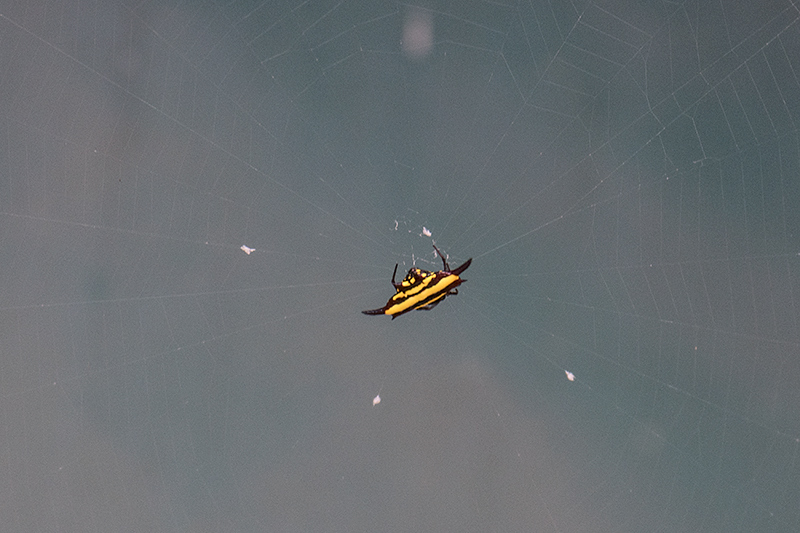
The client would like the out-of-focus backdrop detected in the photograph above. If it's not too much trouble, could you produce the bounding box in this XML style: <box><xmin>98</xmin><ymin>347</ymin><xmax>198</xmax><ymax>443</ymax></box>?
<box><xmin>1</xmin><ymin>1</ymin><xmax>799</xmax><ymax>531</ymax></box>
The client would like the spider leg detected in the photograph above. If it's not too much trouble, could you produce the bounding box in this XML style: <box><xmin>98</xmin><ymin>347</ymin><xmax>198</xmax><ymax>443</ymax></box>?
<box><xmin>432</xmin><ymin>244</ymin><xmax>450</xmax><ymax>271</ymax></box>
<box><xmin>390</xmin><ymin>263</ymin><xmax>402</xmax><ymax>290</ymax></box>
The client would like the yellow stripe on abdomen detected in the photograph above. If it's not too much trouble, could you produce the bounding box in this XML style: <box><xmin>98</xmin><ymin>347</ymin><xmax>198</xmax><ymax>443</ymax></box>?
<box><xmin>384</xmin><ymin>274</ymin><xmax>459</xmax><ymax>316</ymax></box>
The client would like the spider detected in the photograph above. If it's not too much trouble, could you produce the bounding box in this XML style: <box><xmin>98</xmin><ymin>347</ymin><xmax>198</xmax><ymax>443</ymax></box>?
<box><xmin>362</xmin><ymin>244</ymin><xmax>472</xmax><ymax>319</ymax></box>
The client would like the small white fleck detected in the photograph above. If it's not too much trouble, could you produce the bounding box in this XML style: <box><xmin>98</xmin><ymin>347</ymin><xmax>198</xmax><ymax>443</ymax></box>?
<box><xmin>393</xmin><ymin>220</ymin><xmax>399</xmax><ymax>231</ymax></box>
<box><xmin>422</xmin><ymin>226</ymin><xmax>432</xmax><ymax>237</ymax></box>
<box><xmin>373</xmin><ymin>394</ymin><xmax>381</xmax><ymax>406</ymax></box>
<box><xmin>565</xmin><ymin>371</ymin><xmax>575</xmax><ymax>381</ymax></box>
<box><xmin>240</xmin><ymin>245</ymin><xmax>255</xmax><ymax>255</ymax></box>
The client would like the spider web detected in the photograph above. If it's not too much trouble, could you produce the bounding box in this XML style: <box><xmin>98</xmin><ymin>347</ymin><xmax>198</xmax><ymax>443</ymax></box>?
<box><xmin>1</xmin><ymin>0</ymin><xmax>799</xmax><ymax>531</ymax></box>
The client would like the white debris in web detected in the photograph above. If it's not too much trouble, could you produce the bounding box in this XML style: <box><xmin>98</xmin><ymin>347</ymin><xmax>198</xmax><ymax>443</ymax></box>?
<box><xmin>565</xmin><ymin>371</ymin><xmax>575</xmax><ymax>381</ymax></box>
<box><xmin>421</xmin><ymin>227</ymin><xmax>432</xmax><ymax>237</ymax></box>
<box><xmin>373</xmin><ymin>394</ymin><xmax>381</xmax><ymax>406</ymax></box>
<box><xmin>240</xmin><ymin>245</ymin><xmax>255</xmax><ymax>255</ymax></box>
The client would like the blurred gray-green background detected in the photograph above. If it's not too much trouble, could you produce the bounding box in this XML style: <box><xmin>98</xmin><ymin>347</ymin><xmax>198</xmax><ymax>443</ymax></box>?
<box><xmin>1</xmin><ymin>1</ymin><xmax>799</xmax><ymax>531</ymax></box>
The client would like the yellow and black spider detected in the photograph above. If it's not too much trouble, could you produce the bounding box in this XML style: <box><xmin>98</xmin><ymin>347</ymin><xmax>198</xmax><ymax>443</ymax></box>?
<box><xmin>362</xmin><ymin>245</ymin><xmax>472</xmax><ymax>319</ymax></box>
